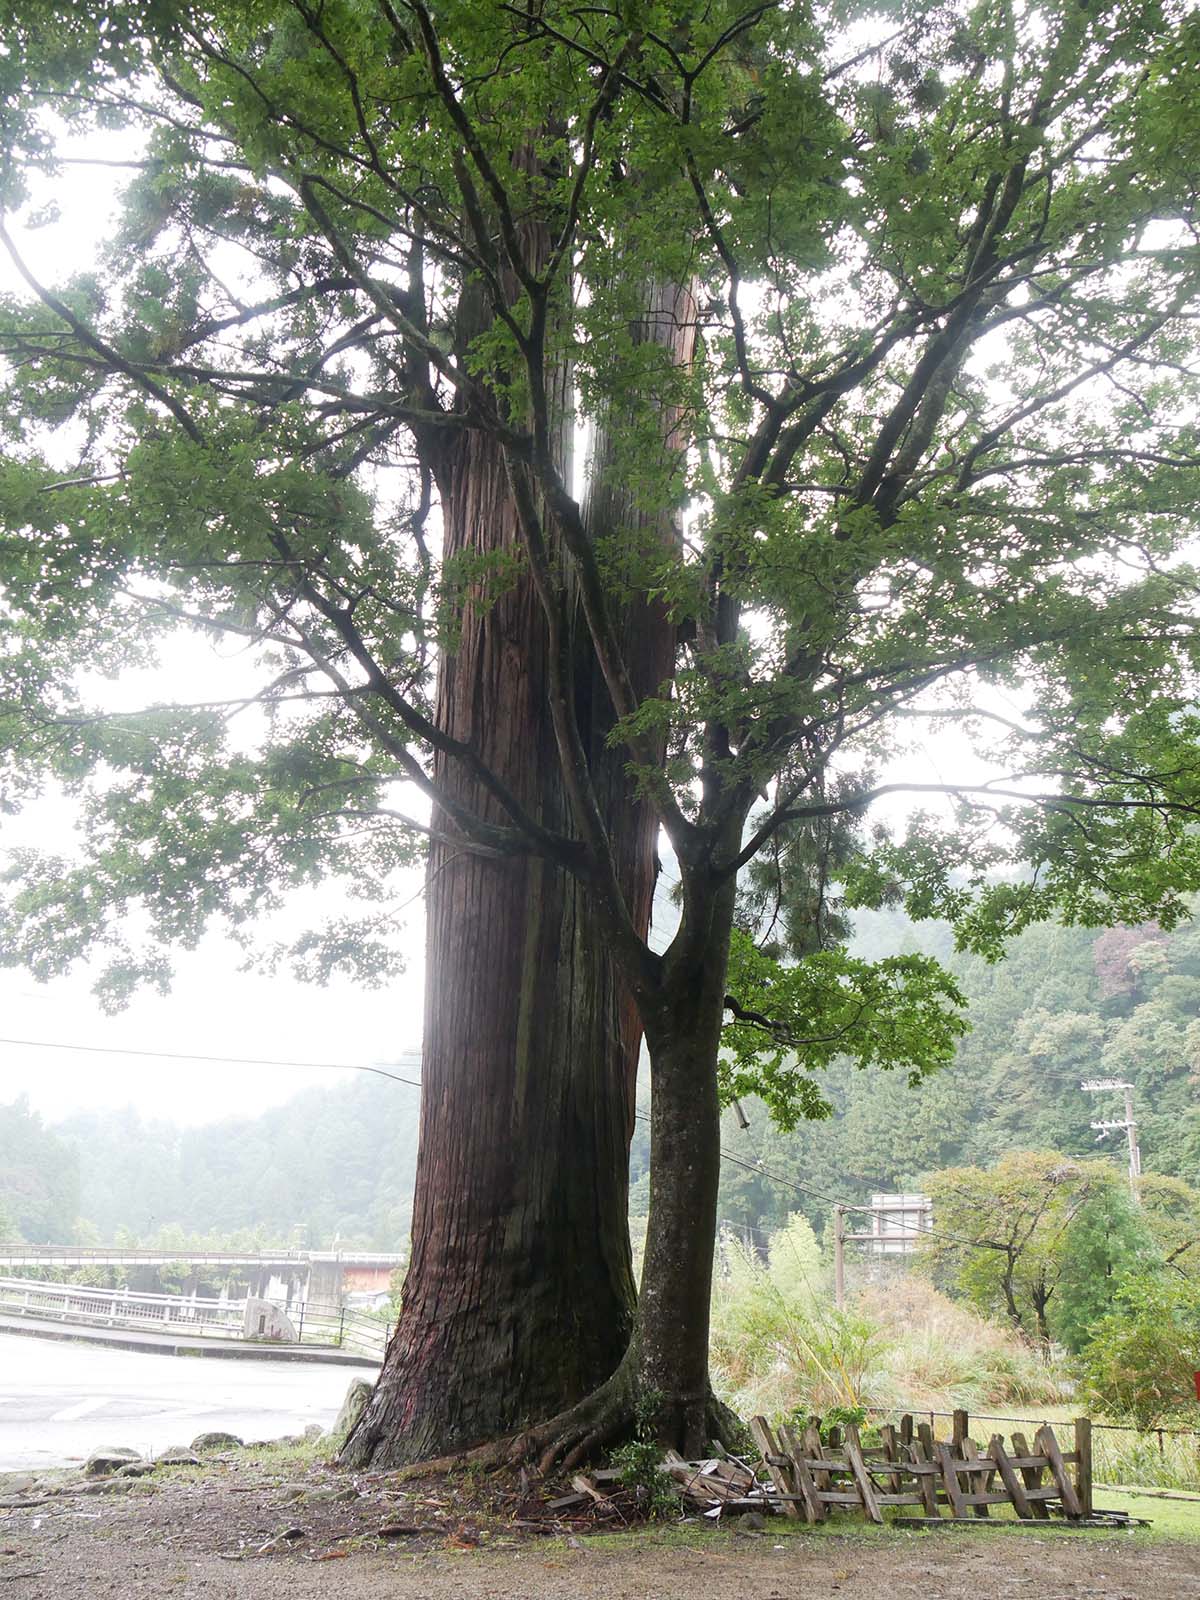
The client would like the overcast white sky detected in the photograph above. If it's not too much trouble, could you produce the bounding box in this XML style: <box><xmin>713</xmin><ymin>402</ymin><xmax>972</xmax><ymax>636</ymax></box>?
<box><xmin>0</xmin><ymin>139</ymin><xmax>438</xmax><ymax>1125</ymax></box>
<box><xmin>0</xmin><ymin>116</ymin><xmax>1004</xmax><ymax>1130</ymax></box>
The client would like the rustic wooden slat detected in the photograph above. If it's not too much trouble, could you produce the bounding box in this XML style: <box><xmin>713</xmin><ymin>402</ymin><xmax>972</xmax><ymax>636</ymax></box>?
<box><xmin>874</xmin><ymin>1492</ymin><xmax>926</xmax><ymax>1506</ymax></box>
<box><xmin>960</xmin><ymin>1437</ymin><xmax>990</xmax><ymax>1518</ymax></box>
<box><xmin>952</xmin><ymin>1409</ymin><xmax>969</xmax><ymax>1450</ymax></box>
<box><xmin>778</xmin><ymin>1421</ymin><xmax>824</xmax><ymax>1525</ymax></box>
<box><xmin>941</xmin><ymin>1457</ymin><xmax>1005</xmax><ymax>1476</ymax></box>
<box><xmin>899</xmin><ymin>1414</ymin><xmax>914</xmax><ymax>1449</ymax></box>
<box><xmin>749</xmin><ymin>1416</ymin><xmax>803</xmax><ymax>1520</ymax></box>
<box><xmin>961</xmin><ymin>1491</ymin><xmax>1020</xmax><ymax>1507</ymax></box>
<box><xmin>1075</xmin><ymin>1418</ymin><xmax>1093</xmax><ymax>1518</ymax></box>
<box><xmin>815</xmin><ymin>1491</ymin><xmax>871</xmax><ymax>1506</ymax></box>
<box><xmin>906</xmin><ymin>1438</ymin><xmax>940</xmax><ymax>1517</ymax></box>
<box><xmin>844</xmin><ymin>1426</ymin><xmax>884</xmax><ymax>1525</ymax></box>
<box><xmin>879</xmin><ymin>1423</ymin><xmax>902</xmax><ymax>1494</ymax></box>
<box><xmin>936</xmin><ymin>1442</ymin><xmax>968</xmax><ymax>1518</ymax></box>
<box><xmin>916</xmin><ymin>1420</ymin><xmax>936</xmax><ymax>1458</ymax></box>
<box><xmin>804</xmin><ymin>1419</ymin><xmax>832</xmax><ymax>1495</ymax></box>
<box><xmin>1035</xmin><ymin>1424</ymin><xmax>1084</xmax><ymax>1519</ymax></box>
<box><xmin>988</xmin><ymin>1435</ymin><xmax>1034</xmax><ymax>1520</ymax></box>
<box><xmin>1010</xmin><ymin>1431</ymin><xmax>1051</xmax><ymax>1520</ymax></box>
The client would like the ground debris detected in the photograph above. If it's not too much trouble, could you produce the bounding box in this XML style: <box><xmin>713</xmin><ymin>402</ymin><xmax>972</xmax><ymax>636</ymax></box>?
<box><xmin>663</xmin><ymin>1454</ymin><xmax>767</xmax><ymax>1515</ymax></box>
<box><xmin>570</xmin><ymin>1474</ymin><xmax>614</xmax><ymax>1507</ymax></box>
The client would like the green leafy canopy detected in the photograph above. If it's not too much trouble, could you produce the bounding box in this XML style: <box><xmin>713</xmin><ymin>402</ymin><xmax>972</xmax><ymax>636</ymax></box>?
<box><xmin>1</xmin><ymin>0</ymin><xmax>1200</xmax><ymax>1119</ymax></box>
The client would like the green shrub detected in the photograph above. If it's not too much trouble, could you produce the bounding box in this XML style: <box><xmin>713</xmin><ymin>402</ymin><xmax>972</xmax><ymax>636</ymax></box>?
<box><xmin>1077</xmin><ymin>1273</ymin><xmax>1200</xmax><ymax>1427</ymax></box>
<box><xmin>610</xmin><ymin>1438</ymin><xmax>679</xmax><ymax>1519</ymax></box>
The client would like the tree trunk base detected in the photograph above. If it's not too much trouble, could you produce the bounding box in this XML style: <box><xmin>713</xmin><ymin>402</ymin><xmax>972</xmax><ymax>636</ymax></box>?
<box><xmin>372</xmin><ymin>1360</ymin><xmax>744</xmax><ymax>1477</ymax></box>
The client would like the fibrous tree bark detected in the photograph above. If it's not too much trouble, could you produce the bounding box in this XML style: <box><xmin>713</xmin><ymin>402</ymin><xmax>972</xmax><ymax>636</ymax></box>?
<box><xmin>343</xmin><ymin>256</ymin><xmax>696</xmax><ymax>1465</ymax></box>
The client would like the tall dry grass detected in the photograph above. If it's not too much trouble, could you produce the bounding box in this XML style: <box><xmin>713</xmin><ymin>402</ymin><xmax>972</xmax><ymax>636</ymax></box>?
<box><xmin>709</xmin><ymin>1213</ymin><xmax>1068</xmax><ymax>1421</ymax></box>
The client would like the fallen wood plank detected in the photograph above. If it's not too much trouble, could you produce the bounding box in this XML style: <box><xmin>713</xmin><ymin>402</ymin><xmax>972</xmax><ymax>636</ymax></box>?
<box><xmin>570</xmin><ymin>1474</ymin><xmax>612</xmax><ymax>1506</ymax></box>
<box><xmin>546</xmin><ymin>1493</ymin><xmax>588</xmax><ymax>1512</ymax></box>
<box><xmin>889</xmin><ymin>1515</ymin><xmax>1147</xmax><ymax>1531</ymax></box>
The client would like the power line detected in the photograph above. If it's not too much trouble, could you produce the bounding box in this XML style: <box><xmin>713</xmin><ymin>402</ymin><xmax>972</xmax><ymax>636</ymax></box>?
<box><xmin>0</xmin><ymin>1035</ymin><xmax>423</xmax><ymax>1089</ymax></box>
<box><xmin>697</xmin><ymin>1112</ymin><xmax>1003</xmax><ymax>1253</ymax></box>
<box><xmin>2</xmin><ymin>1033</ymin><xmax>993</xmax><ymax>1253</ymax></box>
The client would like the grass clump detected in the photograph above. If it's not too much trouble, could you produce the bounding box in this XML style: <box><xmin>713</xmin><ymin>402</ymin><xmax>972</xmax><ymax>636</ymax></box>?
<box><xmin>709</xmin><ymin>1212</ymin><xmax>1068</xmax><ymax>1420</ymax></box>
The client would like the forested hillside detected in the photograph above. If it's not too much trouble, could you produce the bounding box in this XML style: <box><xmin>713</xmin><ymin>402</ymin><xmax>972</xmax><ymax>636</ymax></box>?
<box><xmin>0</xmin><ymin>1097</ymin><xmax>79</xmax><ymax>1241</ymax></box>
<box><xmin>3</xmin><ymin>913</ymin><xmax>1195</xmax><ymax>1249</ymax></box>
<box><xmin>703</xmin><ymin>911</ymin><xmax>1200</xmax><ymax>1240</ymax></box>
<box><xmin>0</xmin><ymin>1073</ymin><xmax>420</xmax><ymax>1248</ymax></box>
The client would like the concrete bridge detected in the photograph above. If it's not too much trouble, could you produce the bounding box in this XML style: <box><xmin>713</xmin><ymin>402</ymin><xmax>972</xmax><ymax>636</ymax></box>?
<box><xmin>0</xmin><ymin>1246</ymin><xmax>405</xmax><ymax>1307</ymax></box>
<box><xmin>0</xmin><ymin>1275</ymin><xmax>388</xmax><ymax>1362</ymax></box>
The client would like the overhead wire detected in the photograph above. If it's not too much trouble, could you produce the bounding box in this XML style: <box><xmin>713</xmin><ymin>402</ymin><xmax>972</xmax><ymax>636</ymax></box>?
<box><xmin>728</xmin><ymin>1113</ymin><xmax>856</xmax><ymax>1402</ymax></box>
<box><xmin>1</xmin><ymin>1032</ymin><xmax>996</xmax><ymax>1252</ymax></box>
<box><xmin>0</xmin><ymin>1035</ymin><xmax>423</xmax><ymax>1089</ymax></box>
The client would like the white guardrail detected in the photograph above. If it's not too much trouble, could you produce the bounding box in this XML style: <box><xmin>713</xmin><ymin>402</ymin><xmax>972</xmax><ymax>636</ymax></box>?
<box><xmin>0</xmin><ymin>1277</ymin><xmax>388</xmax><ymax>1360</ymax></box>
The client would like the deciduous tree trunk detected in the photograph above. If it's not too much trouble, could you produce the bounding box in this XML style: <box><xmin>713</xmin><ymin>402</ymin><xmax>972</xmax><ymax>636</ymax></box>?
<box><xmin>636</xmin><ymin>884</ymin><xmax>736</xmax><ymax>1453</ymax></box>
<box><xmin>510</xmin><ymin>872</ymin><xmax>745</xmax><ymax>1465</ymax></box>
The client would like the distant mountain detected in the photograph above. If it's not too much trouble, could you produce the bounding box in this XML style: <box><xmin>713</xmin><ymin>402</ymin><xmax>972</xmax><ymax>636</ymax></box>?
<box><xmin>10</xmin><ymin>905</ymin><xmax>1196</xmax><ymax>1253</ymax></box>
<box><xmin>49</xmin><ymin>1060</ymin><xmax>422</xmax><ymax>1249</ymax></box>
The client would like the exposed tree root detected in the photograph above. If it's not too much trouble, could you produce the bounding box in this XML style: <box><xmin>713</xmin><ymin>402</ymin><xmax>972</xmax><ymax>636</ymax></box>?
<box><xmin>349</xmin><ymin>1362</ymin><xmax>746</xmax><ymax>1480</ymax></box>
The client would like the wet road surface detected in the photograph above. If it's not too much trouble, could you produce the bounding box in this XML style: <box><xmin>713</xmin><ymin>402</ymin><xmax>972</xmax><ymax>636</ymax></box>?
<box><xmin>0</xmin><ymin>1331</ymin><xmax>376</xmax><ymax>1469</ymax></box>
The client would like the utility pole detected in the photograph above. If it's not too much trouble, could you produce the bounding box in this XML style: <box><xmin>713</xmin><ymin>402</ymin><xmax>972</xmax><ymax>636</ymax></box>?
<box><xmin>1081</xmin><ymin>1078</ymin><xmax>1142</xmax><ymax>1197</ymax></box>
<box><xmin>833</xmin><ymin>1205</ymin><xmax>846</xmax><ymax>1310</ymax></box>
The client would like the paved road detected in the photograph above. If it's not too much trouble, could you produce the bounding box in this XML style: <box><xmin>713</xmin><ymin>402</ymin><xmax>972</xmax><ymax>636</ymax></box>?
<box><xmin>0</xmin><ymin>1332</ymin><xmax>376</xmax><ymax>1470</ymax></box>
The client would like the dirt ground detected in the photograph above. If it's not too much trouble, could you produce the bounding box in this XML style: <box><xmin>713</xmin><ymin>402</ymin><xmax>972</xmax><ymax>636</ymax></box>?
<box><xmin>3</xmin><ymin>1448</ymin><xmax>1198</xmax><ymax>1599</ymax></box>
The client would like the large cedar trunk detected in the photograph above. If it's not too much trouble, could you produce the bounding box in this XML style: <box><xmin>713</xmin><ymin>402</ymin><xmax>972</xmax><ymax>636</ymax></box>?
<box><xmin>342</xmin><ymin>279</ymin><xmax>695</xmax><ymax>1467</ymax></box>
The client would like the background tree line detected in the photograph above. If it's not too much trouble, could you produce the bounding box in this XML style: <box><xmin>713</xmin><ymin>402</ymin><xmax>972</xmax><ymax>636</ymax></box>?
<box><xmin>6</xmin><ymin>901</ymin><xmax>1198</xmax><ymax>1253</ymax></box>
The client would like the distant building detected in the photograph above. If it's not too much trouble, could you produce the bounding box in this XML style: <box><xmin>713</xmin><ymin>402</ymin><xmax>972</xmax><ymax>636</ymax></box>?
<box><xmin>865</xmin><ymin>1193</ymin><xmax>932</xmax><ymax>1255</ymax></box>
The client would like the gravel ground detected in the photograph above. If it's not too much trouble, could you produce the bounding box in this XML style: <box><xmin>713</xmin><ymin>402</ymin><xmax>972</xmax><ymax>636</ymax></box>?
<box><xmin>2</xmin><ymin>1448</ymin><xmax>1197</xmax><ymax>1598</ymax></box>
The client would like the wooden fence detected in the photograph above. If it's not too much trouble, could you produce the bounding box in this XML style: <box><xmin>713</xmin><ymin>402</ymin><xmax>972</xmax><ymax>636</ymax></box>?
<box><xmin>747</xmin><ymin>1409</ymin><xmax>1091</xmax><ymax>1524</ymax></box>
<box><xmin>665</xmin><ymin>1408</ymin><xmax>1097</xmax><ymax>1525</ymax></box>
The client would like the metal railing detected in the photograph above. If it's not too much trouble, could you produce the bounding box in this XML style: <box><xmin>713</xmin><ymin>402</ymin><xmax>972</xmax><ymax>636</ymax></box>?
<box><xmin>0</xmin><ymin>1276</ymin><xmax>388</xmax><ymax>1360</ymax></box>
<box><xmin>0</xmin><ymin>1244</ymin><xmax>404</xmax><ymax>1268</ymax></box>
